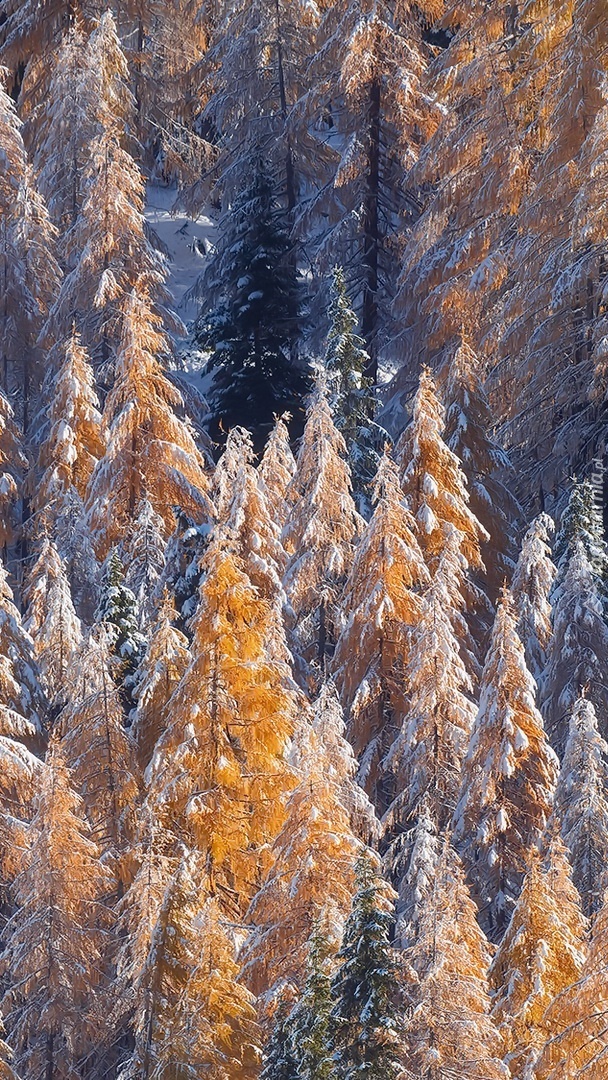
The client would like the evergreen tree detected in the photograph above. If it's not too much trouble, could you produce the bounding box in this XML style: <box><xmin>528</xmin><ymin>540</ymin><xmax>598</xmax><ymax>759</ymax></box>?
<box><xmin>555</xmin><ymin>695</ymin><xmax>608</xmax><ymax>918</ymax></box>
<box><xmin>123</xmin><ymin>498</ymin><xmax>167</xmax><ymax>631</ymax></box>
<box><xmin>329</xmin><ymin>855</ymin><xmax>404</xmax><ymax>1080</ymax></box>
<box><xmin>160</xmin><ymin>507</ymin><xmax>213</xmax><ymax>634</ymax></box>
<box><xmin>289</xmin><ymin>919</ymin><xmax>334</xmax><ymax>1080</ymax></box>
<box><xmin>1</xmin><ymin>739</ymin><xmax>112</xmax><ymax>1080</ymax></box>
<box><xmin>542</xmin><ymin>539</ymin><xmax>608</xmax><ymax>754</ymax></box>
<box><xmin>489</xmin><ymin>833</ymin><xmax>588</xmax><ymax>1080</ymax></box>
<box><xmin>453</xmin><ymin>589</ymin><xmax>559</xmax><ymax>941</ymax></box>
<box><xmin>0</xmin><ymin>562</ymin><xmax>43</xmax><ymax>737</ymax></box>
<box><xmin>260</xmin><ymin>999</ymin><xmax>299</xmax><ymax>1080</ymax></box>
<box><xmin>284</xmin><ymin>379</ymin><xmax>364</xmax><ymax>684</ymax></box>
<box><xmin>258</xmin><ymin>413</ymin><xmax>296</xmax><ymax>532</ymax></box>
<box><xmin>554</xmin><ymin>478</ymin><xmax>608</xmax><ymax>585</ymax></box>
<box><xmin>195</xmin><ymin>160</ymin><xmax>311</xmax><ymax>448</ymax></box>
<box><xmin>96</xmin><ymin>549</ymin><xmax>147</xmax><ymax>701</ymax></box>
<box><xmin>387</xmin><ymin>796</ymin><xmax>441</xmax><ymax>951</ymax></box>
<box><xmin>403</xmin><ymin>834</ymin><xmax>508</xmax><ymax>1080</ymax></box>
<box><xmin>511</xmin><ymin>513</ymin><xmax>557</xmax><ymax>684</ymax></box>
<box><xmin>324</xmin><ymin>267</ymin><xmax>380</xmax><ymax>513</ymax></box>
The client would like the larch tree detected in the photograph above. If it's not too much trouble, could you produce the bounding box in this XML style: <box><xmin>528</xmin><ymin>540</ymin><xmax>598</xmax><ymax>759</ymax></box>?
<box><xmin>555</xmin><ymin>695</ymin><xmax>608</xmax><ymax>918</ymax></box>
<box><xmin>240</xmin><ymin>691</ymin><xmax>373</xmax><ymax>1009</ymax></box>
<box><xmin>541</xmin><ymin>539</ymin><xmax>608</xmax><ymax>754</ymax></box>
<box><xmin>85</xmin><ymin>286</ymin><xmax>213</xmax><ymax>559</ymax></box>
<box><xmin>489</xmin><ymin>833</ymin><xmax>588</xmax><ymax>1080</ymax></box>
<box><xmin>444</xmin><ymin>338</ymin><xmax>522</xmax><ymax>604</ymax></box>
<box><xmin>397</xmin><ymin>365</ymin><xmax>490</xmax><ymax>671</ymax></box>
<box><xmin>195</xmin><ymin>160</ymin><xmax>311</xmax><ymax>448</ymax></box>
<box><xmin>131</xmin><ymin>589</ymin><xmax>191</xmax><ymax>771</ymax></box>
<box><xmin>118</xmin><ymin>849</ymin><xmax>260</xmax><ymax>1080</ymax></box>
<box><xmin>453</xmin><ymin>589</ymin><xmax>559</xmax><ymax>941</ymax></box>
<box><xmin>58</xmin><ymin>629</ymin><xmax>139</xmax><ymax>889</ymax></box>
<box><xmin>0</xmin><ymin>739</ymin><xmax>112</xmax><ymax>1080</ymax></box>
<box><xmin>284</xmin><ymin>380</ymin><xmax>364</xmax><ymax>683</ymax></box>
<box><xmin>402</xmin><ymin>834</ymin><xmax>509</xmax><ymax>1080</ymax></box>
<box><xmin>333</xmin><ymin>451</ymin><xmax>428</xmax><ymax>808</ymax></box>
<box><xmin>384</xmin><ymin>524</ymin><xmax>478</xmax><ymax>832</ymax></box>
<box><xmin>511</xmin><ymin>514</ymin><xmax>557</xmax><ymax>684</ymax></box>
<box><xmin>23</xmin><ymin>536</ymin><xmax>82</xmax><ymax>715</ymax></box>
<box><xmin>328</xmin><ymin>854</ymin><xmax>404</xmax><ymax>1080</ymax></box>
<box><xmin>258</xmin><ymin>413</ymin><xmax>296</xmax><ymax>532</ymax></box>
<box><xmin>33</xmin><ymin>326</ymin><xmax>104</xmax><ymax>528</ymax></box>
<box><xmin>535</xmin><ymin>885</ymin><xmax>608</xmax><ymax>1080</ymax></box>
<box><xmin>145</xmin><ymin>540</ymin><xmax>297</xmax><ymax>916</ymax></box>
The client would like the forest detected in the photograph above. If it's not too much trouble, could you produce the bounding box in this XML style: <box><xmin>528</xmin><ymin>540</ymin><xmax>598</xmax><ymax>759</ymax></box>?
<box><xmin>0</xmin><ymin>0</ymin><xmax>606</xmax><ymax>1078</ymax></box>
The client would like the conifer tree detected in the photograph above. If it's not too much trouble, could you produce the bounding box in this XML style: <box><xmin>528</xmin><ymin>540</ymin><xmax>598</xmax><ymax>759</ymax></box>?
<box><xmin>289</xmin><ymin>918</ymin><xmax>334</xmax><ymax>1080</ymax></box>
<box><xmin>329</xmin><ymin>855</ymin><xmax>404</xmax><ymax>1080</ymax></box>
<box><xmin>324</xmin><ymin>267</ymin><xmax>380</xmax><ymax>512</ymax></box>
<box><xmin>0</xmin><ymin>562</ymin><xmax>43</xmax><ymax>737</ymax></box>
<box><xmin>33</xmin><ymin>327</ymin><xmax>104</xmax><ymax>527</ymax></box>
<box><xmin>403</xmin><ymin>835</ymin><xmax>508</xmax><ymax>1080</ymax></box>
<box><xmin>489</xmin><ymin>833</ymin><xmax>588</xmax><ymax>1080</ymax></box>
<box><xmin>195</xmin><ymin>160</ymin><xmax>311</xmax><ymax>448</ymax></box>
<box><xmin>260</xmin><ymin>999</ymin><xmax>299</xmax><ymax>1080</ymax></box>
<box><xmin>1</xmin><ymin>739</ymin><xmax>112</xmax><ymax>1080</ymax></box>
<box><xmin>97</xmin><ymin>549</ymin><xmax>147</xmax><ymax>700</ymax></box>
<box><xmin>453</xmin><ymin>589</ymin><xmax>559</xmax><ymax>941</ymax></box>
<box><xmin>23</xmin><ymin>536</ymin><xmax>82</xmax><ymax>714</ymax></box>
<box><xmin>555</xmin><ymin>696</ymin><xmax>608</xmax><ymax>918</ymax></box>
<box><xmin>388</xmin><ymin>797</ymin><xmax>441</xmax><ymax>951</ymax></box>
<box><xmin>146</xmin><ymin>540</ymin><xmax>297</xmax><ymax>915</ymax></box>
<box><xmin>86</xmin><ymin>286</ymin><xmax>213</xmax><ymax>558</ymax></box>
<box><xmin>0</xmin><ymin>391</ymin><xmax>27</xmax><ymax>555</ymax></box>
<box><xmin>511</xmin><ymin>514</ymin><xmax>557</xmax><ymax>684</ymax></box>
<box><xmin>258</xmin><ymin>413</ymin><xmax>296</xmax><ymax>532</ymax></box>
<box><xmin>284</xmin><ymin>380</ymin><xmax>364</xmax><ymax>681</ymax></box>
<box><xmin>333</xmin><ymin>451</ymin><xmax>428</xmax><ymax>806</ymax></box>
<box><xmin>119</xmin><ymin>850</ymin><xmax>260</xmax><ymax>1080</ymax></box>
<box><xmin>445</xmin><ymin>338</ymin><xmax>522</xmax><ymax>602</ymax></box>
<box><xmin>160</xmin><ymin>508</ymin><xmax>213</xmax><ymax>634</ymax></box>
<box><xmin>241</xmin><ymin>697</ymin><xmax>370</xmax><ymax>1004</ymax></box>
<box><xmin>542</xmin><ymin>540</ymin><xmax>608</xmax><ymax>754</ymax></box>
<box><xmin>535</xmin><ymin>884</ymin><xmax>608</xmax><ymax>1080</ymax></box>
<box><xmin>58</xmin><ymin>630</ymin><xmax>139</xmax><ymax>887</ymax></box>
<box><xmin>385</xmin><ymin>524</ymin><xmax>478</xmax><ymax>831</ymax></box>
<box><xmin>554</xmin><ymin>478</ymin><xmax>608</xmax><ymax>584</ymax></box>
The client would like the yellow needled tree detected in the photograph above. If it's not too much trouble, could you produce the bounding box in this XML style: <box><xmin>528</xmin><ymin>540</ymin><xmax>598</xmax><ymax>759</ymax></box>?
<box><xmin>86</xmin><ymin>285</ymin><xmax>213</xmax><ymax>559</ymax></box>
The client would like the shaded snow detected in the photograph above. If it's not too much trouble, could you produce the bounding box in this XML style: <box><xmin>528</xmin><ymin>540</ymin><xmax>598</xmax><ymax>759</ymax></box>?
<box><xmin>144</xmin><ymin>181</ymin><xmax>216</xmax><ymax>327</ymax></box>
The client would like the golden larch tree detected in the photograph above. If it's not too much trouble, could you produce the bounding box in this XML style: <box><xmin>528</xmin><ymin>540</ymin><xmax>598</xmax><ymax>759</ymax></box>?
<box><xmin>489</xmin><ymin>833</ymin><xmax>588</xmax><ymax>1079</ymax></box>
<box><xmin>85</xmin><ymin>286</ymin><xmax>213</xmax><ymax>559</ymax></box>
<box><xmin>23</xmin><ymin>536</ymin><xmax>83</xmax><ymax>713</ymax></box>
<box><xmin>453</xmin><ymin>588</ymin><xmax>559</xmax><ymax>941</ymax></box>
<box><xmin>333</xmin><ymin>450</ymin><xmax>428</xmax><ymax>808</ymax></box>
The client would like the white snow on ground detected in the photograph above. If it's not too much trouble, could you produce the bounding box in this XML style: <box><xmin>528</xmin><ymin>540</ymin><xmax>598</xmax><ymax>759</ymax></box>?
<box><xmin>145</xmin><ymin>181</ymin><xmax>217</xmax><ymax>328</ymax></box>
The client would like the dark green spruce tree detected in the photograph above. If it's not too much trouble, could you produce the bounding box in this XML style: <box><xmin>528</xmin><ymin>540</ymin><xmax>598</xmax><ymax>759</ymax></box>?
<box><xmin>260</xmin><ymin>998</ymin><xmax>299</xmax><ymax>1080</ymax></box>
<box><xmin>196</xmin><ymin>159</ymin><xmax>312</xmax><ymax>448</ymax></box>
<box><xmin>554</xmin><ymin>477</ymin><xmax>608</xmax><ymax>586</ymax></box>
<box><xmin>96</xmin><ymin>548</ymin><xmax>146</xmax><ymax>708</ymax></box>
<box><xmin>290</xmin><ymin>919</ymin><xmax>334</xmax><ymax>1080</ymax></box>
<box><xmin>329</xmin><ymin>856</ymin><xmax>404</xmax><ymax>1080</ymax></box>
<box><xmin>325</xmin><ymin>267</ymin><xmax>382</xmax><ymax>515</ymax></box>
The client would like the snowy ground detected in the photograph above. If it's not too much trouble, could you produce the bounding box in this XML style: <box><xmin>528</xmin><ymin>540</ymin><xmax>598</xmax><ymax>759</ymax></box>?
<box><xmin>145</xmin><ymin>181</ymin><xmax>217</xmax><ymax>329</ymax></box>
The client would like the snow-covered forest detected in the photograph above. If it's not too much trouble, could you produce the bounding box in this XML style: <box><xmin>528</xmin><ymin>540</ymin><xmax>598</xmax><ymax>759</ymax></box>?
<box><xmin>0</xmin><ymin>1</ymin><xmax>607</xmax><ymax>1078</ymax></box>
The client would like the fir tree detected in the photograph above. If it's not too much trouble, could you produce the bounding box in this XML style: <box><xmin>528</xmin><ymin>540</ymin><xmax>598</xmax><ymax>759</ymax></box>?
<box><xmin>260</xmin><ymin>999</ymin><xmax>299</xmax><ymax>1080</ymax></box>
<box><xmin>511</xmin><ymin>513</ymin><xmax>557</xmax><ymax>684</ymax></box>
<box><xmin>490</xmin><ymin>832</ymin><xmax>588</xmax><ymax>1080</ymax></box>
<box><xmin>289</xmin><ymin>919</ymin><xmax>334</xmax><ymax>1080</ymax></box>
<box><xmin>542</xmin><ymin>539</ymin><xmax>608</xmax><ymax>754</ymax></box>
<box><xmin>387</xmin><ymin>796</ymin><xmax>441</xmax><ymax>951</ymax></box>
<box><xmin>554</xmin><ymin>477</ymin><xmax>608</xmax><ymax>584</ymax></box>
<box><xmin>96</xmin><ymin>549</ymin><xmax>147</xmax><ymax>702</ymax></box>
<box><xmin>324</xmin><ymin>267</ymin><xmax>380</xmax><ymax>513</ymax></box>
<box><xmin>160</xmin><ymin>507</ymin><xmax>213</xmax><ymax>634</ymax></box>
<box><xmin>329</xmin><ymin>855</ymin><xmax>404</xmax><ymax>1080</ymax></box>
<box><xmin>1</xmin><ymin>739</ymin><xmax>112</xmax><ymax>1080</ymax></box>
<box><xmin>555</xmin><ymin>695</ymin><xmax>608</xmax><ymax>918</ymax></box>
<box><xmin>453</xmin><ymin>588</ymin><xmax>559</xmax><ymax>941</ymax></box>
<box><xmin>123</xmin><ymin>498</ymin><xmax>166</xmax><ymax>631</ymax></box>
<box><xmin>195</xmin><ymin>160</ymin><xmax>311</xmax><ymax>448</ymax></box>
<box><xmin>0</xmin><ymin>562</ymin><xmax>43</xmax><ymax>737</ymax></box>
